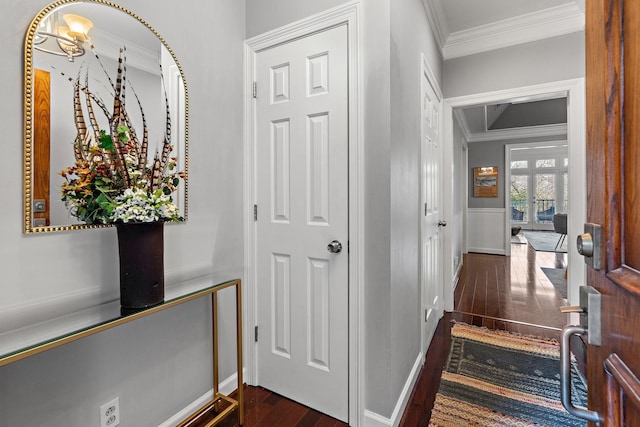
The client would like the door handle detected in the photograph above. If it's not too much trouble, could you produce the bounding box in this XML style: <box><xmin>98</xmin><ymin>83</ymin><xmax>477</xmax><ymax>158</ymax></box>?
<box><xmin>327</xmin><ymin>240</ymin><xmax>342</xmax><ymax>254</ymax></box>
<box><xmin>438</xmin><ymin>220</ymin><xmax>447</xmax><ymax>227</ymax></box>
<box><xmin>560</xmin><ymin>326</ymin><xmax>602</xmax><ymax>423</ymax></box>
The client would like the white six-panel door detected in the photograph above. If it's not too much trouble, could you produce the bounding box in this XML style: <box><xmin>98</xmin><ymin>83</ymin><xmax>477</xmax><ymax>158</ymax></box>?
<box><xmin>421</xmin><ymin>66</ymin><xmax>444</xmax><ymax>355</ymax></box>
<box><xmin>254</xmin><ymin>25</ymin><xmax>349</xmax><ymax>421</ymax></box>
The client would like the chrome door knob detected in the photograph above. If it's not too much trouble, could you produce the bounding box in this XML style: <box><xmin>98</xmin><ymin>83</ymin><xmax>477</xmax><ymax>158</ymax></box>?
<box><xmin>438</xmin><ymin>220</ymin><xmax>447</xmax><ymax>227</ymax></box>
<box><xmin>327</xmin><ymin>240</ymin><xmax>343</xmax><ymax>254</ymax></box>
<box><xmin>577</xmin><ymin>233</ymin><xmax>594</xmax><ymax>257</ymax></box>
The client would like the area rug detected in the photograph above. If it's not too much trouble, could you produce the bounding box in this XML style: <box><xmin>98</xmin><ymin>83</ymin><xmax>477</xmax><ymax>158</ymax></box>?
<box><xmin>523</xmin><ymin>231</ymin><xmax>567</xmax><ymax>253</ymax></box>
<box><xmin>541</xmin><ymin>267</ymin><xmax>568</xmax><ymax>299</ymax></box>
<box><xmin>429</xmin><ymin>323</ymin><xmax>587</xmax><ymax>427</ymax></box>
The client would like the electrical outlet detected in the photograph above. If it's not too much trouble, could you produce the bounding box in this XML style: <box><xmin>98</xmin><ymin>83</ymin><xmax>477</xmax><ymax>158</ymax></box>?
<box><xmin>100</xmin><ymin>397</ymin><xmax>120</xmax><ymax>427</ymax></box>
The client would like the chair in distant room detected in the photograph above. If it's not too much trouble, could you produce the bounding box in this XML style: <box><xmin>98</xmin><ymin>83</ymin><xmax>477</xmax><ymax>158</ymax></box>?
<box><xmin>553</xmin><ymin>213</ymin><xmax>568</xmax><ymax>251</ymax></box>
<box><xmin>511</xmin><ymin>206</ymin><xmax>524</xmax><ymax>222</ymax></box>
<box><xmin>536</xmin><ymin>205</ymin><xmax>556</xmax><ymax>222</ymax></box>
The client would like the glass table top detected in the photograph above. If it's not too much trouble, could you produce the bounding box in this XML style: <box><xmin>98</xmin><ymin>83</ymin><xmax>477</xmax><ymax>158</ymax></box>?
<box><xmin>0</xmin><ymin>274</ymin><xmax>238</xmax><ymax>365</ymax></box>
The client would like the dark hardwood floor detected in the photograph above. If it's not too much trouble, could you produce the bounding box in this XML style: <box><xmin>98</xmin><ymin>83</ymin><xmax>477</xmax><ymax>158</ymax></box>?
<box><xmin>196</xmin><ymin>241</ymin><xmax>568</xmax><ymax>427</ymax></box>
<box><xmin>397</xmin><ymin>241</ymin><xmax>568</xmax><ymax>427</ymax></box>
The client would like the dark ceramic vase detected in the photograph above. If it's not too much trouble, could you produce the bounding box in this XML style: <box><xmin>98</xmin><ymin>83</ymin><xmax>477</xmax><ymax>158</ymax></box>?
<box><xmin>115</xmin><ymin>221</ymin><xmax>165</xmax><ymax>314</ymax></box>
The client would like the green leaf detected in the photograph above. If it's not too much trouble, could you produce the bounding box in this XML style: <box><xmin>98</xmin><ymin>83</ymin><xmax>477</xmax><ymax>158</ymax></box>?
<box><xmin>99</xmin><ymin>130</ymin><xmax>114</xmax><ymax>151</ymax></box>
<box><xmin>172</xmin><ymin>178</ymin><xmax>180</xmax><ymax>186</ymax></box>
<box><xmin>116</xmin><ymin>125</ymin><xmax>130</xmax><ymax>143</ymax></box>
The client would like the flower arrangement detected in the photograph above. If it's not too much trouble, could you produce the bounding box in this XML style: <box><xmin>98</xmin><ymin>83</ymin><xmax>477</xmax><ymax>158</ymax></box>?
<box><xmin>59</xmin><ymin>48</ymin><xmax>184</xmax><ymax>224</ymax></box>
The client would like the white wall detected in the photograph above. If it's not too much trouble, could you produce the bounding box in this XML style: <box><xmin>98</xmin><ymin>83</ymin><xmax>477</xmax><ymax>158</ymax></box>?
<box><xmin>443</xmin><ymin>32</ymin><xmax>585</xmax><ymax>99</ymax></box>
<box><xmin>0</xmin><ymin>0</ymin><xmax>245</xmax><ymax>425</ymax></box>
<box><xmin>452</xmin><ymin>119</ymin><xmax>465</xmax><ymax>275</ymax></box>
<box><xmin>245</xmin><ymin>0</ymin><xmax>349</xmax><ymax>38</ymax></box>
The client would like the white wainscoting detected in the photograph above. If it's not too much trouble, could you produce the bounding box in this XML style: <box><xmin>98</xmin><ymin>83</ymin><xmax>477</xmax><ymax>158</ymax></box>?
<box><xmin>467</xmin><ymin>208</ymin><xmax>506</xmax><ymax>255</ymax></box>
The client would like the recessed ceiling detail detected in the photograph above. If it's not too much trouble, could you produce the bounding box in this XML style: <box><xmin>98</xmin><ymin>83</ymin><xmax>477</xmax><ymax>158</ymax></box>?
<box><xmin>455</xmin><ymin>98</ymin><xmax>568</xmax><ymax>143</ymax></box>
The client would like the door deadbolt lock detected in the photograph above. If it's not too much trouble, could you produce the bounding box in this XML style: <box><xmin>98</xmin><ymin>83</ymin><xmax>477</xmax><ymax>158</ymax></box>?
<box><xmin>576</xmin><ymin>233</ymin><xmax>593</xmax><ymax>257</ymax></box>
<box><xmin>578</xmin><ymin>223</ymin><xmax>601</xmax><ymax>270</ymax></box>
<box><xmin>438</xmin><ymin>220</ymin><xmax>447</xmax><ymax>227</ymax></box>
<box><xmin>327</xmin><ymin>240</ymin><xmax>342</xmax><ymax>254</ymax></box>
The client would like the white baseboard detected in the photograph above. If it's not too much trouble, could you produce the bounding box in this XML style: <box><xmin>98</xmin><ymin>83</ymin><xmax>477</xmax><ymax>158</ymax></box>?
<box><xmin>467</xmin><ymin>247</ymin><xmax>505</xmax><ymax>255</ymax></box>
<box><xmin>160</xmin><ymin>369</ymin><xmax>245</xmax><ymax>427</ymax></box>
<box><xmin>364</xmin><ymin>352</ymin><xmax>423</xmax><ymax>427</ymax></box>
<box><xmin>364</xmin><ymin>409</ymin><xmax>393</xmax><ymax>427</ymax></box>
<box><xmin>452</xmin><ymin>259</ymin><xmax>463</xmax><ymax>291</ymax></box>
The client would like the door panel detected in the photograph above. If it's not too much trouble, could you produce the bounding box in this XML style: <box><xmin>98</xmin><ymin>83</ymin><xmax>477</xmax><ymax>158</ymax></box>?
<box><xmin>584</xmin><ymin>0</ymin><xmax>640</xmax><ymax>424</ymax></box>
<box><xmin>255</xmin><ymin>25</ymin><xmax>348</xmax><ymax>421</ymax></box>
<box><xmin>421</xmin><ymin>69</ymin><xmax>443</xmax><ymax>353</ymax></box>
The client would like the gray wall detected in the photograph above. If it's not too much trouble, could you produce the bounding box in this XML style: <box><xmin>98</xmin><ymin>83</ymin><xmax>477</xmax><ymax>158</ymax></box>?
<box><xmin>467</xmin><ymin>135</ymin><xmax>568</xmax><ymax>209</ymax></box>
<box><xmin>443</xmin><ymin>32</ymin><xmax>585</xmax><ymax>98</ymax></box>
<box><xmin>388</xmin><ymin>0</ymin><xmax>442</xmax><ymax>418</ymax></box>
<box><xmin>467</xmin><ymin>141</ymin><xmax>506</xmax><ymax>209</ymax></box>
<box><xmin>0</xmin><ymin>0</ymin><xmax>245</xmax><ymax>425</ymax></box>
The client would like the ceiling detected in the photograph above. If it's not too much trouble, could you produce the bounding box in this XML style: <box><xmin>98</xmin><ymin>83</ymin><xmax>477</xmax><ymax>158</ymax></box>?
<box><xmin>423</xmin><ymin>0</ymin><xmax>584</xmax><ymax>141</ymax></box>
<box><xmin>425</xmin><ymin>0</ymin><xmax>585</xmax><ymax>59</ymax></box>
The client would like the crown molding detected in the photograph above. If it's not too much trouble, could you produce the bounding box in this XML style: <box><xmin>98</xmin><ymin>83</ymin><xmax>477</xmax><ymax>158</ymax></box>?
<box><xmin>442</xmin><ymin>3</ymin><xmax>584</xmax><ymax>60</ymax></box>
<box><xmin>422</xmin><ymin>0</ymin><xmax>448</xmax><ymax>50</ymax></box>
<box><xmin>91</xmin><ymin>28</ymin><xmax>161</xmax><ymax>76</ymax></box>
<box><xmin>467</xmin><ymin>123</ymin><xmax>568</xmax><ymax>143</ymax></box>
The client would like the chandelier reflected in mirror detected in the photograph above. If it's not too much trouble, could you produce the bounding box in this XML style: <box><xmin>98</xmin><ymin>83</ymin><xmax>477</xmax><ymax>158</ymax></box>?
<box><xmin>34</xmin><ymin>13</ymin><xmax>93</xmax><ymax>62</ymax></box>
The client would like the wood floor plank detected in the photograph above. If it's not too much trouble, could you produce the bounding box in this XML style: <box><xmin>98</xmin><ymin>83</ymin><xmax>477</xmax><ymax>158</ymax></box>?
<box><xmin>198</xmin><ymin>242</ymin><xmax>567</xmax><ymax>427</ymax></box>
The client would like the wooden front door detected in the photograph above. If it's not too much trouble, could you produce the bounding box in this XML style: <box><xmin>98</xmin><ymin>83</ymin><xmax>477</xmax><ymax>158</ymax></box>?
<box><xmin>585</xmin><ymin>0</ymin><xmax>640</xmax><ymax>424</ymax></box>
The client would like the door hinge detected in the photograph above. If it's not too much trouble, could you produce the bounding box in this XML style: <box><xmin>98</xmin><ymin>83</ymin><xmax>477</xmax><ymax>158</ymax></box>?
<box><xmin>253</xmin><ymin>204</ymin><xmax>258</xmax><ymax>221</ymax></box>
<box><xmin>425</xmin><ymin>309</ymin><xmax>428</xmax><ymax>322</ymax></box>
<box><xmin>425</xmin><ymin>203</ymin><xmax>428</xmax><ymax>216</ymax></box>
<box><xmin>253</xmin><ymin>81</ymin><xmax>257</xmax><ymax>99</ymax></box>
<box><xmin>254</xmin><ymin>325</ymin><xmax>259</xmax><ymax>342</ymax></box>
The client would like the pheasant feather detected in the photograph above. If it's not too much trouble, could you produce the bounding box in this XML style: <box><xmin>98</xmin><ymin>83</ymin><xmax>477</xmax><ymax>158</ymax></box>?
<box><xmin>110</xmin><ymin>48</ymin><xmax>131</xmax><ymax>187</ymax></box>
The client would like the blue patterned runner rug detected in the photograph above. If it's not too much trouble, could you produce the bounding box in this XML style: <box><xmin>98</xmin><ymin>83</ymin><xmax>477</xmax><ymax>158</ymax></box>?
<box><xmin>429</xmin><ymin>323</ymin><xmax>588</xmax><ymax>426</ymax></box>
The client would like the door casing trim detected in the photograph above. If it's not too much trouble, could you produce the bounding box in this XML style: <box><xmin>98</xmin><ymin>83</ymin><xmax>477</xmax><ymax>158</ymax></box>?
<box><xmin>243</xmin><ymin>3</ymin><xmax>363</xmax><ymax>425</ymax></box>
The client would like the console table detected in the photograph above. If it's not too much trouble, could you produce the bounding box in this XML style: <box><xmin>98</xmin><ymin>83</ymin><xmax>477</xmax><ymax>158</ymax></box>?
<box><xmin>0</xmin><ymin>276</ymin><xmax>244</xmax><ymax>426</ymax></box>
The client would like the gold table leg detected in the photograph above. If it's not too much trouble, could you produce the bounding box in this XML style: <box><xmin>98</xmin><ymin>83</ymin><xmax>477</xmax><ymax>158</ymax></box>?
<box><xmin>177</xmin><ymin>280</ymin><xmax>244</xmax><ymax>426</ymax></box>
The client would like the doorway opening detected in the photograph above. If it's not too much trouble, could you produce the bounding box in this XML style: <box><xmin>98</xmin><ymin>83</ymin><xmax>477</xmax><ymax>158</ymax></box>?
<box><xmin>442</xmin><ymin>79</ymin><xmax>586</xmax><ymax>313</ymax></box>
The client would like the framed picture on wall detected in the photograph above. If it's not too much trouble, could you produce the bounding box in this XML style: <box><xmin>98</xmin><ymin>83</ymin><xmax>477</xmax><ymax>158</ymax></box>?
<box><xmin>473</xmin><ymin>166</ymin><xmax>498</xmax><ymax>197</ymax></box>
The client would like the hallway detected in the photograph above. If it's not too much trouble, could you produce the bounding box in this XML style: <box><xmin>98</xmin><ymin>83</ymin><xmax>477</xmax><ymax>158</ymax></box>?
<box><xmin>205</xmin><ymin>242</ymin><xmax>569</xmax><ymax>426</ymax></box>
<box><xmin>398</xmin><ymin>242</ymin><xmax>569</xmax><ymax>426</ymax></box>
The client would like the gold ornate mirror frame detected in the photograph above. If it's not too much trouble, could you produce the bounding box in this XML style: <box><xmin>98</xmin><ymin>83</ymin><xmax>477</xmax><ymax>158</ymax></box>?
<box><xmin>24</xmin><ymin>0</ymin><xmax>188</xmax><ymax>233</ymax></box>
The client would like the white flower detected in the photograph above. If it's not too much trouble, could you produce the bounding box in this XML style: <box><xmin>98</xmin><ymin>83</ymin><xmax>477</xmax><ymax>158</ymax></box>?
<box><xmin>108</xmin><ymin>188</ymin><xmax>180</xmax><ymax>223</ymax></box>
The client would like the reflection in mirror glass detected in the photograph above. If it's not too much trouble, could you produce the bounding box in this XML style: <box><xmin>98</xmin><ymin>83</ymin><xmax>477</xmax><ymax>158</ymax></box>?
<box><xmin>25</xmin><ymin>1</ymin><xmax>187</xmax><ymax>233</ymax></box>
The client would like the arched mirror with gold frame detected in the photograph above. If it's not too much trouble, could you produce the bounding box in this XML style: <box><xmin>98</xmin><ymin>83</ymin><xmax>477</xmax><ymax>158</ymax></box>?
<box><xmin>24</xmin><ymin>0</ymin><xmax>188</xmax><ymax>233</ymax></box>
